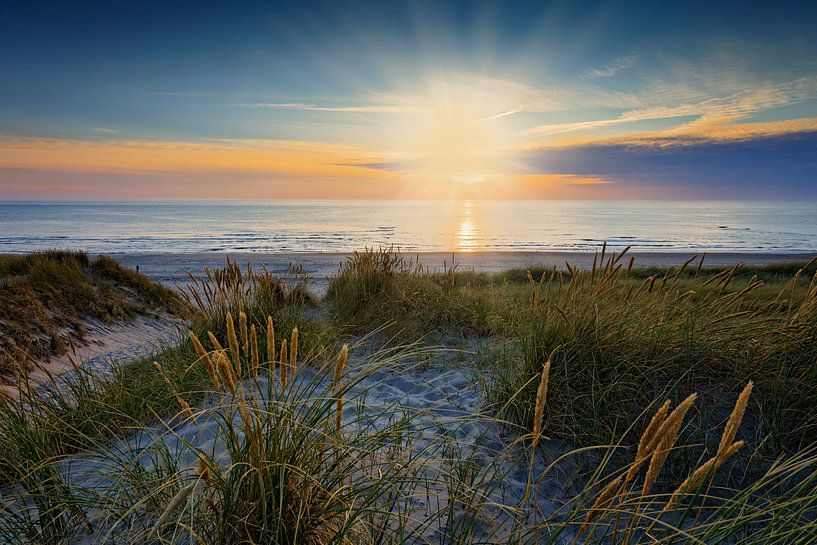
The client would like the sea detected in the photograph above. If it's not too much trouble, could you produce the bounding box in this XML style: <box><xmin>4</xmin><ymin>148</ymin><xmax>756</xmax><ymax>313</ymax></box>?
<box><xmin>1</xmin><ymin>200</ymin><xmax>816</xmax><ymax>254</ymax></box>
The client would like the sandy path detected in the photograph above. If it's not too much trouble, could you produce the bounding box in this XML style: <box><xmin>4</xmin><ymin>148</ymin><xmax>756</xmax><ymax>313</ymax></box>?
<box><xmin>57</xmin><ymin>315</ymin><xmax>186</xmax><ymax>375</ymax></box>
<box><xmin>2</xmin><ymin>314</ymin><xmax>186</xmax><ymax>397</ymax></box>
<box><xmin>57</xmin><ymin>339</ymin><xmax>577</xmax><ymax>543</ymax></box>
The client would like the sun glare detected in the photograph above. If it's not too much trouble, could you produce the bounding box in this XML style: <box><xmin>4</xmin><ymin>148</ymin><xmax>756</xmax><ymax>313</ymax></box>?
<box><xmin>389</xmin><ymin>76</ymin><xmax>517</xmax><ymax>190</ymax></box>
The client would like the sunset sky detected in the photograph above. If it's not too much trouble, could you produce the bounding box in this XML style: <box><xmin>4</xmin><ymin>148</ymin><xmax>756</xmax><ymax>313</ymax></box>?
<box><xmin>1</xmin><ymin>0</ymin><xmax>816</xmax><ymax>200</ymax></box>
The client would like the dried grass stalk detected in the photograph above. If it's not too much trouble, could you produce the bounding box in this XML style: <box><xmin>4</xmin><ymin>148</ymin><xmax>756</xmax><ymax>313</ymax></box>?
<box><xmin>266</xmin><ymin>316</ymin><xmax>275</xmax><ymax>368</ymax></box>
<box><xmin>280</xmin><ymin>339</ymin><xmax>288</xmax><ymax>389</ymax></box>
<box><xmin>642</xmin><ymin>393</ymin><xmax>697</xmax><ymax>495</ymax></box>
<box><xmin>580</xmin><ymin>474</ymin><xmax>624</xmax><ymax>535</ymax></box>
<box><xmin>289</xmin><ymin>327</ymin><xmax>299</xmax><ymax>379</ymax></box>
<box><xmin>207</xmin><ymin>331</ymin><xmax>224</xmax><ymax>353</ymax></box>
<box><xmin>250</xmin><ymin>324</ymin><xmax>259</xmax><ymax>378</ymax></box>
<box><xmin>189</xmin><ymin>331</ymin><xmax>219</xmax><ymax>388</ymax></box>
<box><xmin>217</xmin><ymin>350</ymin><xmax>237</xmax><ymax>395</ymax></box>
<box><xmin>239</xmin><ymin>311</ymin><xmax>249</xmax><ymax>359</ymax></box>
<box><xmin>531</xmin><ymin>356</ymin><xmax>552</xmax><ymax>450</ymax></box>
<box><xmin>718</xmin><ymin>382</ymin><xmax>753</xmax><ymax>458</ymax></box>
<box><xmin>226</xmin><ymin>312</ymin><xmax>242</xmax><ymax>376</ymax></box>
<box><xmin>665</xmin><ymin>440</ymin><xmax>744</xmax><ymax>511</ymax></box>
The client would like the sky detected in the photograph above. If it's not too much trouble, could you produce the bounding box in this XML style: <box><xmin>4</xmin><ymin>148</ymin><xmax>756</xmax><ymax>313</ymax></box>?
<box><xmin>1</xmin><ymin>0</ymin><xmax>816</xmax><ymax>200</ymax></box>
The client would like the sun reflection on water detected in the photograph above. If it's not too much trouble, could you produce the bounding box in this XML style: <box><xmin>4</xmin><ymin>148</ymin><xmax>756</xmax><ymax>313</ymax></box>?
<box><xmin>456</xmin><ymin>200</ymin><xmax>479</xmax><ymax>252</ymax></box>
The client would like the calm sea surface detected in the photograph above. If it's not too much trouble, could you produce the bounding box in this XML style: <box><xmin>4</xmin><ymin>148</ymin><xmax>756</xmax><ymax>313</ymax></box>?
<box><xmin>1</xmin><ymin>201</ymin><xmax>816</xmax><ymax>254</ymax></box>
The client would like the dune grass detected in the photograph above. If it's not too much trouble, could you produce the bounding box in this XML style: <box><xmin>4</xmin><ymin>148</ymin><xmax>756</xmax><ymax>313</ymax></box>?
<box><xmin>1</xmin><ymin>251</ymin><xmax>817</xmax><ymax>544</ymax></box>
<box><xmin>0</xmin><ymin>250</ymin><xmax>185</xmax><ymax>379</ymax></box>
<box><xmin>327</xmin><ymin>249</ymin><xmax>817</xmax><ymax>462</ymax></box>
<box><xmin>0</xmin><ymin>259</ymin><xmax>332</xmax><ymax>485</ymax></box>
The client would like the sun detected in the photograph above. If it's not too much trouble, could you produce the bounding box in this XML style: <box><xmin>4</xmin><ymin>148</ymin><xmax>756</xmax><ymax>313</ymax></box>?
<box><xmin>386</xmin><ymin>75</ymin><xmax>518</xmax><ymax>190</ymax></box>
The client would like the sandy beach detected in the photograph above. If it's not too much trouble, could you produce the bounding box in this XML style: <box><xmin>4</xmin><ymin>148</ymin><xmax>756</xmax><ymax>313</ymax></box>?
<box><xmin>113</xmin><ymin>250</ymin><xmax>814</xmax><ymax>295</ymax></box>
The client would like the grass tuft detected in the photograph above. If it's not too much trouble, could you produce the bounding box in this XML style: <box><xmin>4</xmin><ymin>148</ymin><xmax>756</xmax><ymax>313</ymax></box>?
<box><xmin>0</xmin><ymin>250</ymin><xmax>185</xmax><ymax>380</ymax></box>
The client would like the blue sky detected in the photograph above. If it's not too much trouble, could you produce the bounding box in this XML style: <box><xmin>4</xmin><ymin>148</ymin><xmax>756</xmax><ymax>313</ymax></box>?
<box><xmin>1</xmin><ymin>0</ymin><xmax>816</xmax><ymax>199</ymax></box>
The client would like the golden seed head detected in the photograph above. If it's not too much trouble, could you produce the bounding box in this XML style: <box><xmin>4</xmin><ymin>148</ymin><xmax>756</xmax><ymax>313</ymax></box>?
<box><xmin>176</xmin><ymin>395</ymin><xmax>197</xmax><ymax>424</ymax></box>
<box><xmin>665</xmin><ymin>440</ymin><xmax>744</xmax><ymax>511</ymax></box>
<box><xmin>239</xmin><ymin>311</ymin><xmax>249</xmax><ymax>356</ymax></box>
<box><xmin>189</xmin><ymin>331</ymin><xmax>207</xmax><ymax>358</ymax></box>
<box><xmin>532</xmin><ymin>356</ymin><xmax>552</xmax><ymax>449</ymax></box>
<box><xmin>334</xmin><ymin>344</ymin><xmax>349</xmax><ymax>388</ymax></box>
<box><xmin>266</xmin><ymin>316</ymin><xmax>276</xmax><ymax>367</ymax></box>
<box><xmin>639</xmin><ymin>400</ymin><xmax>671</xmax><ymax>458</ymax></box>
<box><xmin>642</xmin><ymin>393</ymin><xmax>697</xmax><ymax>495</ymax></box>
<box><xmin>580</xmin><ymin>475</ymin><xmax>624</xmax><ymax>535</ymax></box>
<box><xmin>336</xmin><ymin>397</ymin><xmax>344</xmax><ymax>436</ymax></box>
<box><xmin>207</xmin><ymin>331</ymin><xmax>224</xmax><ymax>352</ymax></box>
<box><xmin>226</xmin><ymin>312</ymin><xmax>242</xmax><ymax>376</ymax></box>
<box><xmin>217</xmin><ymin>350</ymin><xmax>237</xmax><ymax>395</ymax></box>
<box><xmin>718</xmin><ymin>382</ymin><xmax>753</xmax><ymax>456</ymax></box>
<box><xmin>250</xmin><ymin>324</ymin><xmax>259</xmax><ymax>379</ymax></box>
<box><xmin>662</xmin><ymin>382</ymin><xmax>753</xmax><ymax>510</ymax></box>
<box><xmin>190</xmin><ymin>331</ymin><xmax>219</xmax><ymax>387</ymax></box>
<box><xmin>626</xmin><ymin>399</ymin><xmax>671</xmax><ymax>482</ymax></box>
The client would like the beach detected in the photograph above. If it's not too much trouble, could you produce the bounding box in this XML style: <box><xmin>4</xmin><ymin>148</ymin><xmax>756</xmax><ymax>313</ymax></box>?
<box><xmin>5</xmin><ymin>1</ymin><xmax>817</xmax><ymax>541</ymax></box>
<box><xmin>3</xmin><ymin>248</ymin><xmax>817</xmax><ymax>543</ymax></box>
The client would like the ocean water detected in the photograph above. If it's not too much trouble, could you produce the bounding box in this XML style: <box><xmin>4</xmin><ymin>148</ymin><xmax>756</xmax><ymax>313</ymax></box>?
<box><xmin>1</xmin><ymin>200</ymin><xmax>816</xmax><ymax>254</ymax></box>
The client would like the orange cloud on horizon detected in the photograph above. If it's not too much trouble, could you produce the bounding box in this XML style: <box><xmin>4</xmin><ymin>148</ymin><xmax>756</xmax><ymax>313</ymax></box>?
<box><xmin>0</xmin><ymin>136</ymin><xmax>392</xmax><ymax>178</ymax></box>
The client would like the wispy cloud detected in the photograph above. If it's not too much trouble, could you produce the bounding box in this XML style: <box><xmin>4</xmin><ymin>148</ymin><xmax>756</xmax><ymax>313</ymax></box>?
<box><xmin>526</xmin><ymin>76</ymin><xmax>817</xmax><ymax>142</ymax></box>
<box><xmin>582</xmin><ymin>54</ymin><xmax>639</xmax><ymax>79</ymax></box>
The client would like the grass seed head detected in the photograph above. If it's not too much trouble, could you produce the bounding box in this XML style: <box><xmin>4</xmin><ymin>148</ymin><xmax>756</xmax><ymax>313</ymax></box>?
<box><xmin>239</xmin><ymin>311</ymin><xmax>249</xmax><ymax>358</ymax></box>
<box><xmin>250</xmin><ymin>324</ymin><xmax>259</xmax><ymax>378</ymax></box>
<box><xmin>626</xmin><ymin>399</ymin><xmax>672</xmax><ymax>482</ymax></box>
<box><xmin>334</xmin><ymin>344</ymin><xmax>348</xmax><ymax>389</ymax></box>
<box><xmin>207</xmin><ymin>331</ymin><xmax>224</xmax><ymax>352</ymax></box>
<box><xmin>217</xmin><ymin>350</ymin><xmax>237</xmax><ymax>395</ymax></box>
<box><xmin>639</xmin><ymin>399</ymin><xmax>671</xmax><ymax>458</ymax></box>
<box><xmin>190</xmin><ymin>331</ymin><xmax>219</xmax><ymax>388</ymax></box>
<box><xmin>280</xmin><ymin>339</ymin><xmax>288</xmax><ymax>388</ymax></box>
<box><xmin>718</xmin><ymin>381</ymin><xmax>753</xmax><ymax>457</ymax></box>
<box><xmin>580</xmin><ymin>474</ymin><xmax>624</xmax><ymax>536</ymax></box>
<box><xmin>226</xmin><ymin>312</ymin><xmax>242</xmax><ymax>376</ymax></box>
<box><xmin>196</xmin><ymin>453</ymin><xmax>211</xmax><ymax>485</ymax></box>
<box><xmin>532</xmin><ymin>355</ymin><xmax>552</xmax><ymax>449</ymax></box>
<box><xmin>177</xmin><ymin>396</ymin><xmax>197</xmax><ymax>424</ymax></box>
<box><xmin>642</xmin><ymin>393</ymin><xmax>697</xmax><ymax>495</ymax></box>
<box><xmin>665</xmin><ymin>440</ymin><xmax>744</xmax><ymax>511</ymax></box>
<box><xmin>266</xmin><ymin>315</ymin><xmax>275</xmax><ymax>368</ymax></box>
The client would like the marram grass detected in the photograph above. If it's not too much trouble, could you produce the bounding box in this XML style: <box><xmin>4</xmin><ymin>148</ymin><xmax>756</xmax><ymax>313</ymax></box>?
<box><xmin>329</xmin><ymin>248</ymin><xmax>817</xmax><ymax>455</ymax></box>
<box><xmin>0</xmin><ymin>251</ymin><xmax>816</xmax><ymax>544</ymax></box>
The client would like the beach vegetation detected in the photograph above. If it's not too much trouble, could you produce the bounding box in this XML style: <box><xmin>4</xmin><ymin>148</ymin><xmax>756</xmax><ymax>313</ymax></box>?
<box><xmin>0</xmin><ymin>250</ymin><xmax>185</xmax><ymax>381</ymax></box>
<box><xmin>1</xmin><ymin>250</ymin><xmax>817</xmax><ymax>543</ymax></box>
